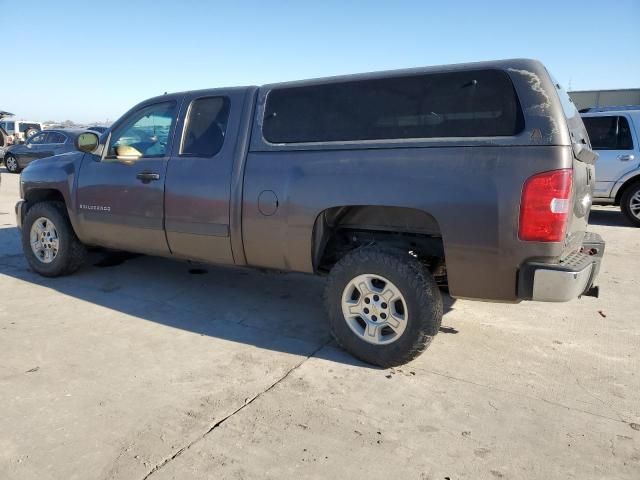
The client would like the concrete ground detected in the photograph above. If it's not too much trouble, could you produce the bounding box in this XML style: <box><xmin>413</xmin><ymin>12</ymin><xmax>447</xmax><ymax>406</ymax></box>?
<box><xmin>0</xmin><ymin>168</ymin><xmax>638</xmax><ymax>480</ymax></box>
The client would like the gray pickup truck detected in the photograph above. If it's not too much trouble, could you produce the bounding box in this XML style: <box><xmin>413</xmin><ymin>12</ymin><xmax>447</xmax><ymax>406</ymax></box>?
<box><xmin>15</xmin><ymin>59</ymin><xmax>604</xmax><ymax>367</ymax></box>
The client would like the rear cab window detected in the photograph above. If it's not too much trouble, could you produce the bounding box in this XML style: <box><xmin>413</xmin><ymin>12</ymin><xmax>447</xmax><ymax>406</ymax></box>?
<box><xmin>263</xmin><ymin>69</ymin><xmax>524</xmax><ymax>144</ymax></box>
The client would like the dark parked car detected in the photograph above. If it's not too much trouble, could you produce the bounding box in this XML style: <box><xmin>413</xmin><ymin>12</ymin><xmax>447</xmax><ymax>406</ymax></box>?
<box><xmin>88</xmin><ymin>126</ymin><xmax>109</xmax><ymax>133</ymax></box>
<box><xmin>16</xmin><ymin>59</ymin><xmax>604</xmax><ymax>367</ymax></box>
<box><xmin>3</xmin><ymin>129</ymin><xmax>83</xmax><ymax>173</ymax></box>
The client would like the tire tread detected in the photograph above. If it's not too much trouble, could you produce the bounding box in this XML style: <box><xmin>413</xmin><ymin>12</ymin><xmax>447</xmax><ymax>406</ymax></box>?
<box><xmin>324</xmin><ymin>247</ymin><xmax>443</xmax><ymax>367</ymax></box>
<box><xmin>22</xmin><ymin>201</ymin><xmax>87</xmax><ymax>277</ymax></box>
<box><xmin>620</xmin><ymin>181</ymin><xmax>640</xmax><ymax>227</ymax></box>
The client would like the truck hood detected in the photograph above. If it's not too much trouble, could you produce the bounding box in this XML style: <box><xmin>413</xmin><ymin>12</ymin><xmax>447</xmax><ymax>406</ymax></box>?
<box><xmin>21</xmin><ymin>151</ymin><xmax>85</xmax><ymax>184</ymax></box>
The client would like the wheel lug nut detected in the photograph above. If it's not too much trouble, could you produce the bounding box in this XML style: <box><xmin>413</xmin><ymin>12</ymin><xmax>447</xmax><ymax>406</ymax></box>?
<box><xmin>373</xmin><ymin>295</ymin><xmax>379</xmax><ymax>302</ymax></box>
<box><xmin>364</xmin><ymin>298</ymin><xmax>370</xmax><ymax>304</ymax></box>
<box><xmin>381</xmin><ymin>302</ymin><xmax>387</xmax><ymax>309</ymax></box>
<box><xmin>371</xmin><ymin>315</ymin><xmax>377</xmax><ymax>322</ymax></box>
<box><xmin>363</xmin><ymin>308</ymin><xmax>369</xmax><ymax>314</ymax></box>
<box><xmin>381</xmin><ymin>313</ymin><xmax>387</xmax><ymax>319</ymax></box>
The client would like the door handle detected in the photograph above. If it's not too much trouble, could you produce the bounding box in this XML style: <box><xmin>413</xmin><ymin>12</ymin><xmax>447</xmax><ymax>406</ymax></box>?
<box><xmin>617</xmin><ymin>154</ymin><xmax>635</xmax><ymax>162</ymax></box>
<box><xmin>136</xmin><ymin>171</ymin><xmax>160</xmax><ymax>183</ymax></box>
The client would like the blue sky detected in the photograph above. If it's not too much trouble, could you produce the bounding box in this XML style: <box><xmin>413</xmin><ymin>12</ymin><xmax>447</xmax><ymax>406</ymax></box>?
<box><xmin>3</xmin><ymin>0</ymin><xmax>639</xmax><ymax>123</ymax></box>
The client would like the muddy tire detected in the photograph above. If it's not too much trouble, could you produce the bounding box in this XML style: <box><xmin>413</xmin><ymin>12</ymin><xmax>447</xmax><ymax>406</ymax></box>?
<box><xmin>22</xmin><ymin>201</ymin><xmax>87</xmax><ymax>277</ymax></box>
<box><xmin>324</xmin><ymin>247</ymin><xmax>443</xmax><ymax>367</ymax></box>
<box><xmin>620</xmin><ymin>181</ymin><xmax>640</xmax><ymax>227</ymax></box>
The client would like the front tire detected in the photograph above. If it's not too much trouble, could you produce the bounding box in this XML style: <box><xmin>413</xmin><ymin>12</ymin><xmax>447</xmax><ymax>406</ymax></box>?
<box><xmin>325</xmin><ymin>248</ymin><xmax>443</xmax><ymax>367</ymax></box>
<box><xmin>22</xmin><ymin>202</ymin><xmax>87</xmax><ymax>277</ymax></box>
<box><xmin>620</xmin><ymin>181</ymin><xmax>640</xmax><ymax>227</ymax></box>
<box><xmin>4</xmin><ymin>154</ymin><xmax>20</xmax><ymax>173</ymax></box>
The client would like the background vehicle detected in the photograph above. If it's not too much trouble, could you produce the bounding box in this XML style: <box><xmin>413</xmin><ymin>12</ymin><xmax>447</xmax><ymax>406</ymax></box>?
<box><xmin>15</xmin><ymin>59</ymin><xmax>603</xmax><ymax>367</ymax></box>
<box><xmin>0</xmin><ymin>124</ymin><xmax>7</xmax><ymax>150</ymax></box>
<box><xmin>0</xmin><ymin>110</ymin><xmax>14</xmax><ymax>159</ymax></box>
<box><xmin>0</xmin><ymin>118</ymin><xmax>43</xmax><ymax>144</ymax></box>
<box><xmin>581</xmin><ymin>106</ymin><xmax>640</xmax><ymax>226</ymax></box>
<box><xmin>87</xmin><ymin>126</ymin><xmax>109</xmax><ymax>133</ymax></box>
<box><xmin>3</xmin><ymin>129</ymin><xmax>83</xmax><ymax>173</ymax></box>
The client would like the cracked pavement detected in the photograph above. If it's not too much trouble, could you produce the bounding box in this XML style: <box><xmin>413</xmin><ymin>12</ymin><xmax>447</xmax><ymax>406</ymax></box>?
<box><xmin>0</xmin><ymin>169</ymin><xmax>639</xmax><ymax>479</ymax></box>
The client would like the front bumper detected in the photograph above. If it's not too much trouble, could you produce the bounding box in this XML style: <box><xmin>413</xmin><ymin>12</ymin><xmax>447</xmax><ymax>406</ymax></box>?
<box><xmin>518</xmin><ymin>232</ymin><xmax>604</xmax><ymax>302</ymax></box>
<box><xmin>15</xmin><ymin>200</ymin><xmax>26</xmax><ymax>230</ymax></box>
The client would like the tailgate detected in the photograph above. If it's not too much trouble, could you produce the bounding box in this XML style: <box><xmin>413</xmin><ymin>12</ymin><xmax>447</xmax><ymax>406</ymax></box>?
<box><xmin>552</xmin><ymin>80</ymin><xmax>597</xmax><ymax>256</ymax></box>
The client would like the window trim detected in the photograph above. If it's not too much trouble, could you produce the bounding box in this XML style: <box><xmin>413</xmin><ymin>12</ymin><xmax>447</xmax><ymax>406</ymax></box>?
<box><xmin>104</xmin><ymin>100</ymin><xmax>177</xmax><ymax>160</ymax></box>
<box><xmin>260</xmin><ymin>69</ymin><xmax>525</xmax><ymax>146</ymax></box>
<box><xmin>179</xmin><ymin>95</ymin><xmax>230</xmax><ymax>158</ymax></box>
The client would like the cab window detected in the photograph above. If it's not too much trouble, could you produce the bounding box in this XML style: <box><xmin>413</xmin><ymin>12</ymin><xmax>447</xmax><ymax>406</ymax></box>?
<box><xmin>108</xmin><ymin>101</ymin><xmax>176</xmax><ymax>159</ymax></box>
<box><xmin>181</xmin><ymin>96</ymin><xmax>230</xmax><ymax>157</ymax></box>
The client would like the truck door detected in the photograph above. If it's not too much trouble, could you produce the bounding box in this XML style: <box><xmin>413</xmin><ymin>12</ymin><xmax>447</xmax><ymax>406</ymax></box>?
<box><xmin>76</xmin><ymin>99</ymin><xmax>180</xmax><ymax>255</ymax></box>
<box><xmin>164</xmin><ymin>89</ymin><xmax>244</xmax><ymax>264</ymax></box>
<box><xmin>583</xmin><ymin>115</ymin><xmax>638</xmax><ymax>197</ymax></box>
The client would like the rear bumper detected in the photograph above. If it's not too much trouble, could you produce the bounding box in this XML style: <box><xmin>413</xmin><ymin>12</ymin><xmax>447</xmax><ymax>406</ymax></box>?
<box><xmin>518</xmin><ymin>232</ymin><xmax>604</xmax><ymax>302</ymax></box>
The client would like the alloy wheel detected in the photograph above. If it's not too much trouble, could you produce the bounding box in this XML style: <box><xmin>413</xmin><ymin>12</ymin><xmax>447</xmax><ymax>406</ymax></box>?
<box><xmin>341</xmin><ymin>273</ymin><xmax>408</xmax><ymax>345</ymax></box>
<box><xmin>30</xmin><ymin>217</ymin><xmax>60</xmax><ymax>263</ymax></box>
<box><xmin>629</xmin><ymin>189</ymin><xmax>640</xmax><ymax>220</ymax></box>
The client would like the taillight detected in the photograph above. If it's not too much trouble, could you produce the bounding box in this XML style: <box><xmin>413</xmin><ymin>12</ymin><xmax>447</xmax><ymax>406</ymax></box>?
<box><xmin>519</xmin><ymin>169</ymin><xmax>573</xmax><ymax>242</ymax></box>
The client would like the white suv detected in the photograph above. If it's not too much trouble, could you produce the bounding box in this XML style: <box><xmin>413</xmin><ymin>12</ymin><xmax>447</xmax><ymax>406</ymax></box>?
<box><xmin>582</xmin><ymin>106</ymin><xmax>640</xmax><ymax>226</ymax></box>
<box><xmin>0</xmin><ymin>119</ymin><xmax>43</xmax><ymax>143</ymax></box>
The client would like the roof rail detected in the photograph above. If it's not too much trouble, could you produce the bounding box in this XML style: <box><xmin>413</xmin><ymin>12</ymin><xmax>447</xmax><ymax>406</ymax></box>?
<box><xmin>579</xmin><ymin>105</ymin><xmax>640</xmax><ymax>113</ymax></box>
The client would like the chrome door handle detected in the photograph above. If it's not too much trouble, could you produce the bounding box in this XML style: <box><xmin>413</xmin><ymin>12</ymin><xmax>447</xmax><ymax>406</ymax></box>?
<box><xmin>617</xmin><ymin>154</ymin><xmax>635</xmax><ymax>161</ymax></box>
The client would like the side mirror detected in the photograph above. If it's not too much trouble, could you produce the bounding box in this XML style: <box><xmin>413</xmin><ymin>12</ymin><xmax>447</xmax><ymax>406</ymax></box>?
<box><xmin>75</xmin><ymin>132</ymin><xmax>100</xmax><ymax>154</ymax></box>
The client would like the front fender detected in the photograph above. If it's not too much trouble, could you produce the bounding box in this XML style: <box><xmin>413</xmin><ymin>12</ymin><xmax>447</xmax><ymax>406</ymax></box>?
<box><xmin>21</xmin><ymin>151</ymin><xmax>85</xmax><ymax>228</ymax></box>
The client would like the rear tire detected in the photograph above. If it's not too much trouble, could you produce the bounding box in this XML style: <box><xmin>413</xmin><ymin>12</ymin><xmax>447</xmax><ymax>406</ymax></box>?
<box><xmin>22</xmin><ymin>201</ymin><xmax>87</xmax><ymax>277</ymax></box>
<box><xmin>4</xmin><ymin>154</ymin><xmax>20</xmax><ymax>173</ymax></box>
<box><xmin>325</xmin><ymin>247</ymin><xmax>443</xmax><ymax>367</ymax></box>
<box><xmin>620</xmin><ymin>181</ymin><xmax>640</xmax><ymax>227</ymax></box>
